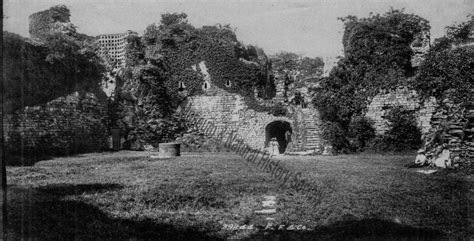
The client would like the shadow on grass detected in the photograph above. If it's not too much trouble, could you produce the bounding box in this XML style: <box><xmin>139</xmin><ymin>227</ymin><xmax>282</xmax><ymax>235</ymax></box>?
<box><xmin>7</xmin><ymin>183</ymin><xmax>447</xmax><ymax>240</ymax></box>
<box><xmin>7</xmin><ymin>183</ymin><xmax>224</xmax><ymax>240</ymax></box>
<box><xmin>244</xmin><ymin>218</ymin><xmax>444</xmax><ymax>240</ymax></box>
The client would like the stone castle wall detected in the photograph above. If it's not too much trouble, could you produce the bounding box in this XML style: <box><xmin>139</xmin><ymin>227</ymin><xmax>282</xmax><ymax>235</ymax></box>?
<box><xmin>3</xmin><ymin>92</ymin><xmax>110</xmax><ymax>164</ymax></box>
<box><xmin>365</xmin><ymin>87</ymin><xmax>438</xmax><ymax>135</ymax></box>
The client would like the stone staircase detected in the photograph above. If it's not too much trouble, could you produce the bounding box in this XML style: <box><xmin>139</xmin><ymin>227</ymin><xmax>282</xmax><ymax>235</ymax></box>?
<box><xmin>287</xmin><ymin>105</ymin><xmax>322</xmax><ymax>153</ymax></box>
<box><xmin>301</xmin><ymin>107</ymin><xmax>322</xmax><ymax>152</ymax></box>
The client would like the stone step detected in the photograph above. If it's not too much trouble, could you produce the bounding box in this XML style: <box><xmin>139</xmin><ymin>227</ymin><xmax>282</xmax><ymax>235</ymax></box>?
<box><xmin>255</xmin><ymin>209</ymin><xmax>277</xmax><ymax>215</ymax></box>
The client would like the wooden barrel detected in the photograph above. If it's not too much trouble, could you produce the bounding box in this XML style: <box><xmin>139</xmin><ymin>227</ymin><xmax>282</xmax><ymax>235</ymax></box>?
<box><xmin>159</xmin><ymin>143</ymin><xmax>180</xmax><ymax>157</ymax></box>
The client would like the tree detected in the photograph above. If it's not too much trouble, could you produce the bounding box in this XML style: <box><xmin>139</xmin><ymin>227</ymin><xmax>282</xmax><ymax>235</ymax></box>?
<box><xmin>413</xmin><ymin>44</ymin><xmax>473</xmax><ymax>106</ymax></box>
<box><xmin>117</xmin><ymin>64</ymin><xmax>185</xmax><ymax>149</ymax></box>
<box><xmin>142</xmin><ymin>12</ymin><xmax>195</xmax><ymax>48</ymax></box>
<box><xmin>299</xmin><ymin>57</ymin><xmax>324</xmax><ymax>77</ymax></box>
<box><xmin>446</xmin><ymin>15</ymin><xmax>473</xmax><ymax>43</ymax></box>
<box><xmin>270</xmin><ymin>52</ymin><xmax>324</xmax><ymax>85</ymax></box>
<box><xmin>125</xmin><ymin>34</ymin><xmax>145</xmax><ymax>66</ymax></box>
<box><xmin>412</xmin><ymin>16</ymin><xmax>473</xmax><ymax>106</ymax></box>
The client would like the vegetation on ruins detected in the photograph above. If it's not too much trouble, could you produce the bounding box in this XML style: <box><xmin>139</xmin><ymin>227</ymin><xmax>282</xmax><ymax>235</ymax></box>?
<box><xmin>114</xmin><ymin>64</ymin><xmax>186</xmax><ymax>149</ymax></box>
<box><xmin>412</xmin><ymin>16</ymin><xmax>474</xmax><ymax>106</ymax></box>
<box><xmin>413</xmin><ymin>47</ymin><xmax>473</xmax><ymax>106</ymax></box>
<box><xmin>313</xmin><ymin>9</ymin><xmax>429</xmax><ymax>153</ymax></box>
<box><xmin>138</xmin><ymin>12</ymin><xmax>270</xmax><ymax>98</ymax></box>
<box><xmin>115</xmin><ymin>12</ymin><xmax>301</xmax><ymax>148</ymax></box>
<box><xmin>445</xmin><ymin>15</ymin><xmax>474</xmax><ymax>44</ymax></box>
<box><xmin>28</xmin><ymin>5</ymin><xmax>76</xmax><ymax>40</ymax></box>
<box><xmin>3</xmin><ymin>31</ymin><xmax>106</xmax><ymax>114</ymax></box>
<box><xmin>267</xmin><ymin>103</ymin><xmax>289</xmax><ymax>116</ymax></box>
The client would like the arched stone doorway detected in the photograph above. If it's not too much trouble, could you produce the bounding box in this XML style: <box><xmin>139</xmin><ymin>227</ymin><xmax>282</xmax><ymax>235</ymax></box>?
<box><xmin>264</xmin><ymin>120</ymin><xmax>292</xmax><ymax>154</ymax></box>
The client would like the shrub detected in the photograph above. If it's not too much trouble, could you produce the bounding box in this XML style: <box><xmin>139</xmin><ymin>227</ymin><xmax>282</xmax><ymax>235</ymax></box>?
<box><xmin>348</xmin><ymin>116</ymin><xmax>376</xmax><ymax>152</ymax></box>
<box><xmin>320</xmin><ymin>121</ymin><xmax>351</xmax><ymax>153</ymax></box>
<box><xmin>268</xmin><ymin>104</ymin><xmax>288</xmax><ymax>116</ymax></box>
<box><xmin>370</xmin><ymin>106</ymin><xmax>422</xmax><ymax>152</ymax></box>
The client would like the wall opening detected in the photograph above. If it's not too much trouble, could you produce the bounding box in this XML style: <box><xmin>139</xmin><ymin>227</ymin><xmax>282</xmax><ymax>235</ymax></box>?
<box><xmin>178</xmin><ymin>82</ymin><xmax>186</xmax><ymax>91</ymax></box>
<box><xmin>264</xmin><ymin>120</ymin><xmax>292</xmax><ymax>154</ymax></box>
<box><xmin>202</xmin><ymin>81</ymin><xmax>210</xmax><ymax>91</ymax></box>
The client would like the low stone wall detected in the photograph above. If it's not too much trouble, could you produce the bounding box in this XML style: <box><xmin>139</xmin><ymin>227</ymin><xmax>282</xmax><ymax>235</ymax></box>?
<box><xmin>365</xmin><ymin>87</ymin><xmax>438</xmax><ymax>135</ymax></box>
<box><xmin>3</xmin><ymin>92</ymin><xmax>109</xmax><ymax>165</ymax></box>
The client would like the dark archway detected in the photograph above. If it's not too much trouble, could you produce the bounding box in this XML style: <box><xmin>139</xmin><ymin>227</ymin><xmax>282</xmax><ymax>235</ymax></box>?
<box><xmin>264</xmin><ymin>120</ymin><xmax>292</xmax><ymax>154</ymax></box>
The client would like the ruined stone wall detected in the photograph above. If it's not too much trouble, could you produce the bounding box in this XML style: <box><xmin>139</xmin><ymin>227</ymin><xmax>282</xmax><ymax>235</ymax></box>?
<box><xmin>184</xmin><ymin>87</ymin><xmax>294</xmax><ymax>151</ymax></box>
<box><xmin>365</xmin><ymin>87</ymin><xmax>438</xmax><ymax>135</ymax></box>
<box><xmin>3</xmin><ymin>92</ymin><xmax>109</xmax><ymax>164</ymax></box>
<box><xmin>29</xmin><ymin>5</ymin><xmax>76</xmax><ymax>40</ymax></box>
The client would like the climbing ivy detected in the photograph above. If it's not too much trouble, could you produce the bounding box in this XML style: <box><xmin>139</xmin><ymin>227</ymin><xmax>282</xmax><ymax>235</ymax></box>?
<box><xmin>412</xmin><ymin>17</ymin><xmax>474</xmax><ymax>106</ymax></box>
<box><xmin>3</xmin><ymin>31</ymin><xmax>106</xmax><ymax>114</ymax></box>
<box><xmin>313</xmin><ymin>9</ymin><xmax>429</xmax><ymax>153</ymax></box>
<box><xmin>139</xmin><ymin>13</ymin><xmax>272</xmax><ymax>102</ymax></box>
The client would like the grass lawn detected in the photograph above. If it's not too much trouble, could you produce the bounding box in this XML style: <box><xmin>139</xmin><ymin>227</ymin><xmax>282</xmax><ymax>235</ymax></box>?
<box><xmin>6</xmin><ymin>151</ymin><xmax>472</xmax><ymax>240</ymax></box>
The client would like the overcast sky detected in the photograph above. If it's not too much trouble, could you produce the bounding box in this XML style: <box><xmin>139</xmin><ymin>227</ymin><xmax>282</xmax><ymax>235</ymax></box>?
<box><xmin>4</xmin><ymin>0</ymin><xmax>473</xmax><ymax>59</ymax></box>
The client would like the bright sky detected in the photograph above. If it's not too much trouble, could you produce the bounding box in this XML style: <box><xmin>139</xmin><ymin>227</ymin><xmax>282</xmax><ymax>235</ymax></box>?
<box><xmin>4</xmin><ymin>0</ymin><xmax>473</xmax><ymax>59</ymax></box>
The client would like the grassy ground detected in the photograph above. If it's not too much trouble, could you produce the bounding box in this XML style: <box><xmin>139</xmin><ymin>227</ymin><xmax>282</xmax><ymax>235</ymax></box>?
<box><xmin>6</xmin><ymin>151</ymin><xmax>472</xmax><ymax>240</ymax></box>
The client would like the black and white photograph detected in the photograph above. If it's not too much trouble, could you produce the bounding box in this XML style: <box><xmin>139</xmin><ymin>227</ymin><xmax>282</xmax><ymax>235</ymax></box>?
<box><xmin>1</xmin><ymin>0</ymin><xmax>473</xmax><ymax>240</ymax></box>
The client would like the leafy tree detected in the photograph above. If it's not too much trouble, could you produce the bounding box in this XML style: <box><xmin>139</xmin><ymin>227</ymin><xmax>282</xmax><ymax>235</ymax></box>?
<box><xmin>117</xmin><ymin>64</ymin><xmax>185</xmax><ymax>149</ymax></box>
<box><xmin>446</xmin><ymin>15</ymin><xmax>473</xmax><ymax>43</ymax></box>
<box><xmin>348</xmin><ymin>116</ymin><xmax>376</xmax><ymax>152</ymax></box>
<box><xmin>125</xmin><ymin>34</ymin><xmax>146</xmax><ymax>66</ymax></box>
<box><xmin>299</xmin><ymin>57</ymin><xmax>324</xmax><ymax>77</ymax></box>
<box><xmin>413</xmin><ymin>42</ymin><xmax>473</xmax><ymax>106</ymax></box>
<box><xmin>143</xmin><ymin>12</ymin><xmax>195</xmax><ymax>48</ymax></box>
<box><xmin>413</xmin><ymin>16</ymin><xmax>473</xmax><ymax>106</ymax></box>
<box><xmin>271</xmin><ymin>52</ymin><xmax>300</xmax><ymax>75</ymax></box>
<box><xmin>160</xmin><ymin>12</ymin><xmax>188</xmax><ymax>26</ymax></box>
<box><xmin>430</xmin><ymin>16</ymin><xmax>473</xmax><ymax>52</ymax></box>
<box><xmin>270</xmin><ymin>52</ymin><xmax>324</xmax><ymax>92</ymax></box>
